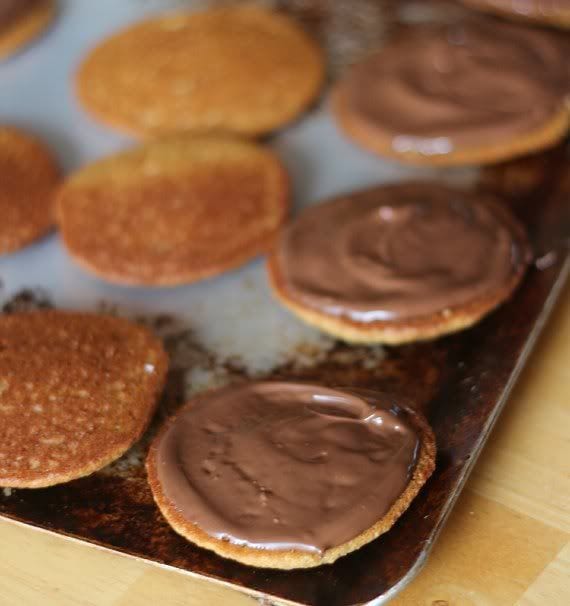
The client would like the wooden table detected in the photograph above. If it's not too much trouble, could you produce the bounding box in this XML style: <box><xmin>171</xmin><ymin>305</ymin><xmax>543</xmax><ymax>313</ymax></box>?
<box><xmin>1</xmin><ymin>284</ymin><xmax>569</xmax><ymax>606</ymax></box>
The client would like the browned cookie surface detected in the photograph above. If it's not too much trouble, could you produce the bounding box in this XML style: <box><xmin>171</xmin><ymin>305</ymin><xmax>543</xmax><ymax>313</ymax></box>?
<box><xmin>0</xmin><ymin>126</ymin><xmax>60</xmax><ymax>255</ymax></box>
<box><xmin>0</xmin><ymin>311</ymin><xmax>168</xmax><ymax>488</ymax></box>
<box><xmin>56</xmin><ymin>136</ymin><xmax>289</xmax><ymax>286</ymax></box>
<box><xmin>147</xmin><ymin>382</ymin><xmax>435</xmax><ymax>568</ymax></box>
<box><xmin>76</xmin><ymin>6</ymin><xmax>324</xmax><ymax>137</ymax></box>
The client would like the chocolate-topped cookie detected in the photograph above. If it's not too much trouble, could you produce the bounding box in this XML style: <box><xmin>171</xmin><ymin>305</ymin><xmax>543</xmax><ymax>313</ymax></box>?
<box><xmin>332</xmin><ymin>18</ymin><xmax>569</xmax><ymax>165</ymax></box>
<box><xmin>268</xmin><ymin>182</ymin><xmax>531</xmax><ymax>344</ymax></box>
<box><xmin>146</xmin><ymin>382</ymin><xmax>435</xmax><ymax>569</ymax></box>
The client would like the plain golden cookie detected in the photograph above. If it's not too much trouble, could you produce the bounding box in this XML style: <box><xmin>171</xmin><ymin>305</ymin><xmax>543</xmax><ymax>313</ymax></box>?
<box><xmin>0</xmin><ymin>126</ymin><xmax>60</xmax><ymax>255</ymax></box>
<box><xmin>0</xmin><ymin>311</ymin><xmax>168</xmax><ymax>488</ymax></box>
<box><xmin>56</xmin><ymin>135</ymin><xmax>289</xmax><ymax>286</ymax></box>
<box><xmin>76</xmin><ymin>6</ymin><xmax>325</xmax><ymax>137</ymax></box>
<box><xmin>0</xmin><ymin>0</ymin><xmax>56</xmax><ymax>60</ymax></box>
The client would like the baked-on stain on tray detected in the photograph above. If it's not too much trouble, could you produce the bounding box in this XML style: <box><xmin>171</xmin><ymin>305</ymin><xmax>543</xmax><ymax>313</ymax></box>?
<box><xmin>1</xmin><ymin>3</ymin><xmax>570</xmax><ymax>606</ymax></box>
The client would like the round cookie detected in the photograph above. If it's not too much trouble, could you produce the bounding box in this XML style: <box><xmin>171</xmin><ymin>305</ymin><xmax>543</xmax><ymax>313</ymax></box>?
<box><xmin>0</xmin><ymin>310</ymin><xmax>168</xmax><ymax>488</ymax></box>
<box><xmin>267</xmin><ymin>182</ymin><xmax>531</xmax><ymax>345</ymax></box>
<box><xmin>0</xmin><ymin>0</ymin><xmax>56</xmax><ymax>61</ymax></box>
<box><xmin>146</xmin><ymin>382</ymin><xmax>436</xmax><ymax>569</ymax></box>
<box><xmin>0</xmin><ymin>126</ymin><xmax>60</xmax><ymax>255</ymax></box>
<box><xmin>56</xmin><ymin>136</ymin><xmax>289</xmax><ymax>286</ymax></box>
<box><xmin>76</xmin><ymin>6</ymin><xmax>324</xmax><ymax>137</ymax></box>
<box><xmin>331</xmin><ymin>18</ymin><xmax>569</xmax><ymax>166</ymax></box>
<box><xmin>460</xmin><ymin>0</ymin><xmax>570</xmax><ymax>29</ymax></box>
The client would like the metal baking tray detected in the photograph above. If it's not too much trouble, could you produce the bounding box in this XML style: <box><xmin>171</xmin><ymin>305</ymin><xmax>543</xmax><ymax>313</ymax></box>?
<box><xmin>1</xmin><ymin>1</ymin><xmax>569</xmax><ymax>604</ymax></box>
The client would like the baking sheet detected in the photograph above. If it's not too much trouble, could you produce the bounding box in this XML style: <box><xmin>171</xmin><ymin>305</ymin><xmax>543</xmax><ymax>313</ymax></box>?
<box><xmin>1</xmin><ymin>1</ymin><xmax>569</xmax><ymax>605</ymax></box>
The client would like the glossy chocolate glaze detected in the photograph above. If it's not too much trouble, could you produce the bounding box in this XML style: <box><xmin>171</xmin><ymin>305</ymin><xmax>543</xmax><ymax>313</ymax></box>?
<box><xmin>275</xmin><ymin>183</ymin><xmax>529</xmax><ymax>322</ymax></box>
<box><xmin>154</xmin><ymin>383</ymin><xmax>420</xmax><ymax>554</ymax></box>
<box><xmin>335</xmin><ymin>18</ymin><xmax>568</xmax><ymax>154</ymax></box>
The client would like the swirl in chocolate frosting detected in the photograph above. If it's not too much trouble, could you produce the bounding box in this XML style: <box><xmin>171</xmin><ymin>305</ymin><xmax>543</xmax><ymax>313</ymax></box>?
<box><xmin>153</xmin><ymin>383</ymin><xmax>421</xmax><ymax>554</ymax></box>
<box><xmin>334</xmin><ymin>19</ymin><xmax>568</xmax><ymax>155</ymax></box>
<box><xmin>275</xmin><ymin>183</ymin><xmax>529</xmax><ymax>322</ymax></box>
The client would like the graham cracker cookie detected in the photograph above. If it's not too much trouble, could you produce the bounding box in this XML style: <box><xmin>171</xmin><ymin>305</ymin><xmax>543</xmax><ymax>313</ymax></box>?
<box><xmin>76</xmin><ymin>5</ymin><xmax>325</xmax><ymax>137</ymax></box>
<box><xmin>56</xmin><ymin>135</ymin><xmax>289</xmax><ymax>286</ymax></box>
<box><xmin>0</xmin><ymin>310</ymin><xmax>168</xmax><ymax>488</ymax></box>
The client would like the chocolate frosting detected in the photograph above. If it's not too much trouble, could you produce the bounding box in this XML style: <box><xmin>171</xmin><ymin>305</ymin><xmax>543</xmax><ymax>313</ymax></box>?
<box><xmin>335</xmin><ymin>19</ymin><xmax>568</xmax><ymax>154</ymax></box>
<box><xmin>275</xmin><ymin>183</ymin><xmax>528</xmax><ymax>322</ymax></box>
<box><xmin>154</xmin><ymin>383</ymin><xmax>420</xmax><ymax>553</ymax></box>
<box><xmin>0</xmin><ymin>0</ymin><xmax>35</xmax><ymax>30</ymax></box>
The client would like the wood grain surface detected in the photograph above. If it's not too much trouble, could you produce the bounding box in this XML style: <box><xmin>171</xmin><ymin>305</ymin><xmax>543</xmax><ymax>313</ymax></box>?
<box><xmin>0</xmin><ymin>281</ymin><xmax>568</xmax><ymax>606</ymax></box>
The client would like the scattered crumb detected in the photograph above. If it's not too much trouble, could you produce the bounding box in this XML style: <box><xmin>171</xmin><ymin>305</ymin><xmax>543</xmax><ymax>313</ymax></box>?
<box><xmin>100</xmin><ymin>443</ymin><xmax>146</xmax><ymax>477</ymax></box>
<box><xmin>1</xmin><ymin>288</ymin><xmax>53</xmax><ymax>313</ymax></box>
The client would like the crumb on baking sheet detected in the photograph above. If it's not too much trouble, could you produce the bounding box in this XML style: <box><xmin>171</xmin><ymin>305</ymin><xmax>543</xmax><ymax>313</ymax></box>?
<box><xmin>1</xmin><ymin>288</ymin><xmax>53</xmax><ymax>314</ymax></box>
